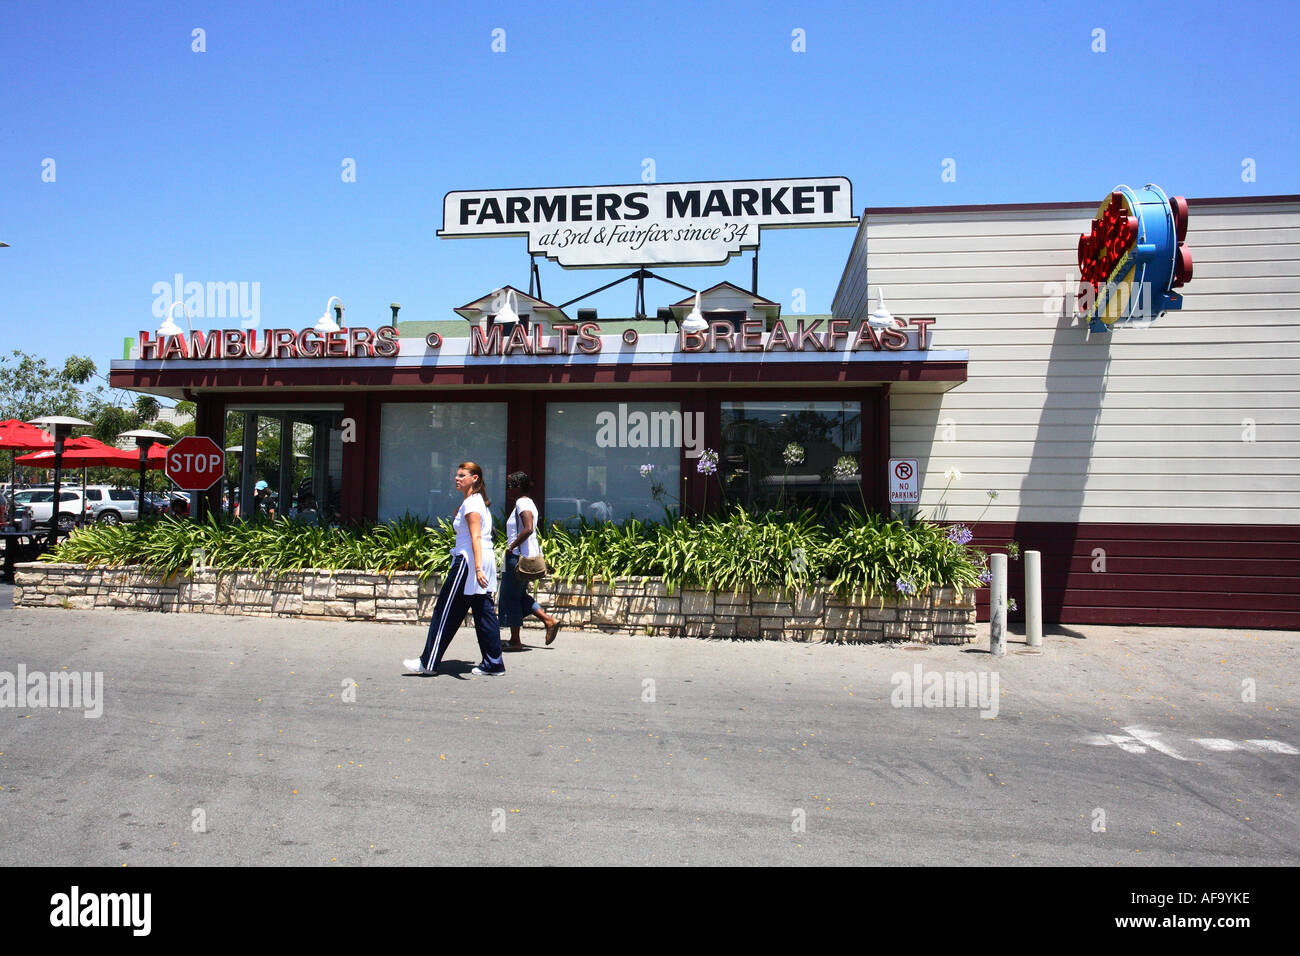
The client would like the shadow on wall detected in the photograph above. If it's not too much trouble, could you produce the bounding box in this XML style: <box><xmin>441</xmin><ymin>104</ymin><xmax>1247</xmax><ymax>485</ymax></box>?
<box><xmin>1017</xmin><ymin>295</ymin><xmax>1111</xmax><ymax>622</ymax></box>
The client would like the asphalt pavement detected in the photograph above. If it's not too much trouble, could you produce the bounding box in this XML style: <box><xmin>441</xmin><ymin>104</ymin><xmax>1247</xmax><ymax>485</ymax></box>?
<box><xmin>2</xmin><ymin>585</ymin><xmax>1297</xmax><ymax>866</ymax></box>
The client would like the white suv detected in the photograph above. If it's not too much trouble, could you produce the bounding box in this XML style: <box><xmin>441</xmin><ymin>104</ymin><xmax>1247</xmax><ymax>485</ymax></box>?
<box><xmin>82</xmin><ymin>486</ymin><xmax>143</xmax><ymax>524</ymax></box>
<box><xmin>11</xmin><ymin>488</ymin><xmax>86</xmax><ymax>531</ymax></box>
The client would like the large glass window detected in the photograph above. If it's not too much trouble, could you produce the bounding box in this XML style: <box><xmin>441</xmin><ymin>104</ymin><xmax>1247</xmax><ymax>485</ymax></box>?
<box><xmin>545</xmin><ymin>402</ymin><xmax>682</xmax><ymax>524</ymax></box>
<box><xmin>720</xmin><ymin>401</ymin><xmax>863</xmax><ymax>513</ymax></box>
<box><xmin>225</xmin><ymin>406</ymin><xmax>345</xmax><ymax>523</ymax></box>
<box><xmin>379</xmin><ymin>403</ymin><xmax>507</xmax><ymax>522</ymax></box>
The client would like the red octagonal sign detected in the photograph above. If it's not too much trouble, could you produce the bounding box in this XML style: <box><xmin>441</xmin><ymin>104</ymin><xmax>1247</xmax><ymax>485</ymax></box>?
<box><xmin>166</xmin><ymin>436</ymin><xmax>225</xmax><ymax>491</ymax></box>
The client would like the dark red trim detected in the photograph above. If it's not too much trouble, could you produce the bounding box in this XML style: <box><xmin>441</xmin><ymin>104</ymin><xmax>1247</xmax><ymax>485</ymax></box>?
<box><xmin>108</xmin><ymin>360</ymin><xmax>965</xmax><ymax>392</ymax></box>
<box><xmin>861</xmin><ymin>194</ymin><xmax>1300</xmax><ymax>216</ymax></box>
<box><xmin>362</xmin><ymin>394</ymin><xmax>381</xmax><ymax>522</ymax></box>
<box><xmin>871</xmin><ymin>384</ymin><xmax>890</xmax><ymax>513</ymax></box>
<box><xmin>340</xmin><ymin>394</ymin><xmax>367</xmax><ymax>522</ymax></box>
<box><xmin>966</xmin><ymin>522</ymin><xmax>1300</xmax><ymax>630</ymax></box>
<box><xmin>193</xmin><ymin>396</ymin><xmax>226</xmax><ymax>517</ymax></box>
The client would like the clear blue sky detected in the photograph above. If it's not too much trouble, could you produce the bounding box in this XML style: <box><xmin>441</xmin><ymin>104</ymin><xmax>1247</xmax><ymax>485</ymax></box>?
<box><xmin>2</xmin><ymin>0</ymin><xmax>1296</xmax><ymax>395</ymax></box>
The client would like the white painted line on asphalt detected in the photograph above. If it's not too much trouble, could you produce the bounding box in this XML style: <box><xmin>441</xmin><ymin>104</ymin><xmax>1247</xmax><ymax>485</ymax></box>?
<box><xmin>1123</xmin><ymin>726</ymin><xmax>1186</xmax><ymax>760</ymax></box>
<box><xmin>1086</xmin><ymin>731</ymin><xmax>1299</xmax><ymax>757</ymax></box>
<box><xmin>1243</xmin><ymin>739</ymin><xmax>1300</xmax><ymax>754</ymax></box>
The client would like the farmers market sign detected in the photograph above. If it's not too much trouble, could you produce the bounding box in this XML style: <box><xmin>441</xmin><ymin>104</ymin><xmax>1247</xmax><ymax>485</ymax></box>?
<box><xmin>437</xmin><ymin>177</ymin><xmax>858</xmax><ymax>268</ymax></box>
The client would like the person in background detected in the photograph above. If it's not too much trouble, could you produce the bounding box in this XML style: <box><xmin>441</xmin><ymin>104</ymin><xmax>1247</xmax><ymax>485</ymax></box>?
<box><xmin>253</xmin><ymin>480</ymin><xmax>272</xmax><ymax>518</ymax></box>
<box><xmin>404</xmin><ymin>460</ymin><xmax>504</xmax><ymax>677</ymax></box>
<box><xmin>499</xmin><ymin>471</ymin><xmax>561</xmax><ymax>649</ymax></box>
<box><xmin>293</xmin><ymin>493</ymin><xmax>320</xmax><ymax>525</ymax></box>
<box><xmin>586</xmin><ymin>483</ymin><xmax>612</xmax><ymax>522</ymax></box>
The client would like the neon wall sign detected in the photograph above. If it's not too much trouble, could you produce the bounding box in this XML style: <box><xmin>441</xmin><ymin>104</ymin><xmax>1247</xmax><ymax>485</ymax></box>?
<box><xmin>1076</xmin><ymin>183</ymin><xmax>1192</xmax><ymax>332</ymax></box>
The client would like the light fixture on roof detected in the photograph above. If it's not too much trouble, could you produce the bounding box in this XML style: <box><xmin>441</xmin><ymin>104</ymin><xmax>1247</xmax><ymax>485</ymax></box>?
<box><xmin>494</xmin><ymin>289</ymin><xmax>521</xmax><ymax>327</ymax></box>
<box><xmin>157</xmin><ymin>300</ymin><xmax>193</xmax><ymax>338</ymax></box>
<box><xmin>315</xmin><ymin>296</ymin><xmax>344</xmax><ymax>333</ymax></box>
<box><xmin>681</xmin><ymin>292</ymin><xmax>708</xmax><ymax>334</ymax></box>
<box><xmin>867</xmin><ymin>287</ymin><xmax>897</xmax><ymax>329</ymax></box>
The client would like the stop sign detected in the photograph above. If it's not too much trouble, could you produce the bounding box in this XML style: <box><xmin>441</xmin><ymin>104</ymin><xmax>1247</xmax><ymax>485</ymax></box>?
<box><xmin>166</xmin><ymin>436</ymin><xmax>225</xmax><ymax>491</ymax></box>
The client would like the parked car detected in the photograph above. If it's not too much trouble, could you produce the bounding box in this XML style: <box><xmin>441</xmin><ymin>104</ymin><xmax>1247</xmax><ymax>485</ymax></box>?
<box><xmin>82</xmin><ymin>486</ymin><xmax>143</xmax><ymax>525</ymax></box>
<box><xmin>11</xmin><ymin>488</ymin><xmax>86</xmax><ymax>531</ymax></box>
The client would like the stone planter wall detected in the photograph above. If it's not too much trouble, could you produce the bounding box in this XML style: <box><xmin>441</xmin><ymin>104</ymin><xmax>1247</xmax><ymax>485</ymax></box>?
<box><xmin>12</xmin><ymin>563</ymin><xmax>977</xmax><ymax>644</ymax></box>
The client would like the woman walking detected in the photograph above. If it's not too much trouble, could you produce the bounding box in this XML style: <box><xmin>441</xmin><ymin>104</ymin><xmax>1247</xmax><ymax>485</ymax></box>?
<box><xmin>500</xmin><ymin>471</ymin><xmax>561</xmax><ymax>649</ymax></box>
<box><xmin>404</xmin><ymin>461</ymin><xmax>505</xmax><ymax>677</ymax></box>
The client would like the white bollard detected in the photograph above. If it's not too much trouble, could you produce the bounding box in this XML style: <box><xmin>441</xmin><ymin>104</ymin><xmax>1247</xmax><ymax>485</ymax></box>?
<box><xmin>1025</xmin><ymin>550</ymin><xmax>1042</xmax><ymax>647</ymax></box>
<box><xmin>990</xmin><ymin>553</ymin><xmax>1007</xmax><ymax>657</ymax></box>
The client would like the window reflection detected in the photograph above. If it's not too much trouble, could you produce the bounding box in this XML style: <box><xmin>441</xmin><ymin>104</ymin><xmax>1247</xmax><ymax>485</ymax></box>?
<box><xmin>720</xmin><ymin>401</ymin><xmax>863</xmax><ymax>513</ymax></box>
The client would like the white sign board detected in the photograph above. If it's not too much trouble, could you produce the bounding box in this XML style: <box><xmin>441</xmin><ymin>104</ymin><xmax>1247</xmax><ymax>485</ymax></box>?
<box><xmin>889</xmin><ymin>458</ymin><xmax>920</xmax><ymax>505</ymax></box>
<box><xmin>438</xmin><ymin>177</ymin><xmax>857</xmax><ymax>268</ymax></box>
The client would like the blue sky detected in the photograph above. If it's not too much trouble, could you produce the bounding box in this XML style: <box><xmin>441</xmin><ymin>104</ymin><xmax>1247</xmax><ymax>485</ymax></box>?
<box><xmin>2</xmin><ymin>0</ymin><xmax>1296</xmax><ymax>394</ymax></box>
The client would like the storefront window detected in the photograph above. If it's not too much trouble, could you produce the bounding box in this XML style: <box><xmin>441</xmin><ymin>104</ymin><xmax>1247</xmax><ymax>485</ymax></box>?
<box><xmin>545</xmin><ymin>402</ymin><xmax>682</xmax><ymax>524</ymax></box>
<box><xmin>225</xmin><ymin>406</ymin><xmax>344</xmax><ymax>522</ymax></box>
<box><xmin>720</xmin><ymin>401</ymin><xmax>863</xmax><ymax>513</ymax></box>
<box><xmin>379</xmin><ymin>403</ymin><xmax>507</xmax><ymax>522</ymax></box>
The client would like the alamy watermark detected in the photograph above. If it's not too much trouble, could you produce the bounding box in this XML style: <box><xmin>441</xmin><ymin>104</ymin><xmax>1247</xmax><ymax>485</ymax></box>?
<box><xmin>595</xmin><ymin>404</ymin><xmax>705</xmax><ymax>458</ymax></box>
<box><xmin>152</xmin><ymin>273</ymin><xmax>261</xmax><ymax>328</ymax></box>
<box><xmin>890</xmin><ymin>663</ymin><xmax>999</xmax><ymax>719</ymax></box>
<box><xmin>1</xmin><ymin>665</ymin><xmax>103</xmax><ymax>718</ymax></box>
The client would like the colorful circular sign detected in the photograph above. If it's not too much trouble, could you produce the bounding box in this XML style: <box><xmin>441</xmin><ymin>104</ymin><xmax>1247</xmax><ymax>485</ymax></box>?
<box><xmin>1076</xmin><ymin>184</ymin><xmax>1192</xmax><ymax>331</ymax></box>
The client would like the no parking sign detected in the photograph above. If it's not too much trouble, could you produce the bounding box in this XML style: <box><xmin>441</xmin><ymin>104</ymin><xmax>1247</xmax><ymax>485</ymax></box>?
<box><xmin>889</xmin><ymin>458</ymin><xmax>919</xmax><ymax>505</ymax></box>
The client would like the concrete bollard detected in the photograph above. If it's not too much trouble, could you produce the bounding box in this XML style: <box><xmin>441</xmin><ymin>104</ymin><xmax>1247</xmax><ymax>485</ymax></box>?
<box><xmin>990</xmin><ymin>553</ymin><xmax>1007</xmax><ymax>657</ymax></box>
<box><xmin>1025</xmin><ymin>550</ymin><xmax>1042</xmax><ymax>647</ymax></box>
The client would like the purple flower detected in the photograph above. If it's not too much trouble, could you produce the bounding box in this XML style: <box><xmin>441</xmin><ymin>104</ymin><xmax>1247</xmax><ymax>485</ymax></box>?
<box><xmin>697</xmin><ymin>448</ymin><xmax>718</xmax><ymax>476</ymax></box>
<box><xmin>978</xmin><ymin>569</ymin><xmax>993</xmax><ymax>585</ymax></box>
<box><xmin>639</xmin><ymin>464</ymin><xmax>656</xmax><ymax>478</ymax></box>
<box><xmin>895</xmin><ymin>577</ymin><xmax>916</xmax><ymax>596</ymax></box>
<box><xmin>947</xmin><ymin>524</ymin><xmax>973</xmax><ymax>545</ymax></box>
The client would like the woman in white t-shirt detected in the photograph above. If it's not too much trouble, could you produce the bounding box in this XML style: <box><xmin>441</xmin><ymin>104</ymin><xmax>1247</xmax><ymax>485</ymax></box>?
<box><xmin>499</xmin><ymin>471</ymin><xmax>561</xmax><ymax>649</ymax></box>
<box><xmin>403</xmin><ymin>461</ymin><xmax>505</xmax><ymax>677</ymax></box>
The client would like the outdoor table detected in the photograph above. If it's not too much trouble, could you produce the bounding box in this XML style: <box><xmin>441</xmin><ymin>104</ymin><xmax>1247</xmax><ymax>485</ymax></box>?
<box><xmin>0</xmin><ymin>528</ymin><xmax>69</xmax><ymax>582</ymax></box>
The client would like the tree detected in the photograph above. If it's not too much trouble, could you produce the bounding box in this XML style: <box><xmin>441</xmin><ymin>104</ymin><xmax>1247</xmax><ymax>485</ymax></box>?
<box><xmin>0</xmin><ymin>350</ymin><xmax>99</xmax><ymax>422</ymax></box>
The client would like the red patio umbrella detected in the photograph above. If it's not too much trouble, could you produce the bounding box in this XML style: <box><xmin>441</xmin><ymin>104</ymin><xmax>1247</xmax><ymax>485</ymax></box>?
<box><xmin>16</xmin><ymin>436</ymin><xmax>138</xmax><ymax>469</ymax></box>
<box><xmin>1</xmin><ymin>420</ymin><xmax>54</xmax><ymax>520</ymax></box>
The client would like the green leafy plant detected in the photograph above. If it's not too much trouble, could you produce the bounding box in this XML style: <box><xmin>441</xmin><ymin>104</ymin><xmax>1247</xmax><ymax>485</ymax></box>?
<box><xmin>43</xmin><ymin>507</ymin><xmax>987</xmax><ymax>599</ymax></box>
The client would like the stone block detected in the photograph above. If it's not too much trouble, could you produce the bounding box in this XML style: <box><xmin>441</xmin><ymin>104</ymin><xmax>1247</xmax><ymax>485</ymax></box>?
<box><xmin>825</xmin><ymin>606</ymin><xmax>860</xmax><ymax>628</ymax></box>
<box><xmin>555</xmin><ymin>592</ymin><xmax>592</xmax><ymax>608</ymax></box>
<box><xmin>735</xmin><ymin>617</ymin><xmax>761</xmax><ymax>638</ymax></box>
<box><xmin>624</xmin><ymin>596</ymin><xmax>680</xmax><ymax>615</ymax></box>
<box><xmin>181</xmin><ymin>583</ymin><xmax>217</xmax><ymax>603</ymax></box>
<box><xmin>301</xmin><ymin>600</ymin><xmax>328</xmax><ymax>616</ymax></box>
<box><xmin>65</xmin><ymin>595</ymin><xmax>96</xmax><ymax>610</ymax></box>
<box><xmin>789</xmin><ymin>591</ymin><xmax>824</xmax><ymax>617</ymax></box>
<box><xmin>325</xmin><ymin>601</ymin><xmax>355</xmax><ymax>617</ymax></box>
<box><xmin>270</xmin><ymin>594</ymin><xmax>303</xmax><ymax>615</ymax></box>
<box><xmin>714</xmin><ymin>590</ymin><xmax>749</xmax><ymax>607</ymax></box>
<box><xmin>883</xmin><ymin>622</ymin><xmax>907</xmax><ymax>640</ymax></box>
<box><xmin>589</xmin><ymin>599</ymin><xmax>629</xmax><ymax>627</ymax></box>
<box><xmin>376</xmin><ymin>609</ymin><xmax>418</xmax><ymax>624</ymax></box>
<box><xmin>378</xmin><ymin>583</ymin><xmax>419</xmax><ymax>600</ymax></box>
<box><xmin>353</xmin><ymin>599</ymin><xmax>376</xmax><ymax>618</ymax></box>
<box><xmin>752</xmin><ymin>603</ymin><xmax>793</xmax><ymax>618</ymax></box>
<box><xmin>680</xmin><ymin>591</ymin><xmax>714</xmax><ymax>616</ymax></box>
<box><xmin>865</xmin><ymin>607</ymin><xmax>897</xmax><ymax>622</ymax></box>
<box><xmin>684</xmin><ymin>620</ymin><xmax>730</xmax><ymax>638</ymax></box>
<box><xmin>336</xmin><ymin>584</ymin><xmax>376</xmax><ymax>599</ymax></box>
<box><xmin>305</xmin><ymin>579</ymin><xmax>336</xmax><ymax>601</ymax></box>
<box><xmin>614</xmin><ymin>580</ymin><xmax>666</xmax><ymax>597</ymax></box>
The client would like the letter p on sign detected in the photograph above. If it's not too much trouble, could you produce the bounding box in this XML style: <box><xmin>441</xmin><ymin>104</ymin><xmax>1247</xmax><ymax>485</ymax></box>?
<box><xmin>166</xmin><ymin>435</ymin><xmax>226</xmax><ymax>491</ymax></box>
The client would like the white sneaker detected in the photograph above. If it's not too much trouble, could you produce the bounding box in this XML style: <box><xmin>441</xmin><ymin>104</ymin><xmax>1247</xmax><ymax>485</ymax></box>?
<box><xmin>403</xmin><ymin>658</ymin><xmax>431</xmax><ymax>674</ymax></box>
